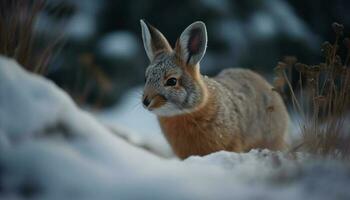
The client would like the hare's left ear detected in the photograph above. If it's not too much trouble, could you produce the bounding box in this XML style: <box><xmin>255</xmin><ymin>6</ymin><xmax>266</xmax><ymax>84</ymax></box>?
<box><xmin>140</xmin><ymin>19</ymin><xmax>172</xmax><ymax>61</ymax></box>
<box><xmin>175</xmin><ymin>21</ymin><xmax>207</xmax><ymax>65</ymax></box>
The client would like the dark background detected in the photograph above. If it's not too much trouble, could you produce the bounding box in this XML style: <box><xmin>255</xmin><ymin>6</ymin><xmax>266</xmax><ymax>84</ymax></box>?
<box><xmin>33</xmin><ymin>0</ymin><xmax>350</xmax><ymax>107</ymax></box>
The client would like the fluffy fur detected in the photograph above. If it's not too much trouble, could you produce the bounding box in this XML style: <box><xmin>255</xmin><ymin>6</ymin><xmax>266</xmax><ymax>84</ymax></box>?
<box><xmin>140</xmin><ymin>20</ymin><xmax>289</xmax><ymax>159</ymax></box>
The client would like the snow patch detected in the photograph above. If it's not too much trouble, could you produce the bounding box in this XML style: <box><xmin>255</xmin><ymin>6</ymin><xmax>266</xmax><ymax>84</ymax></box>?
<box><xmin>66</xmin><ymin>13</ymin><xmax>96</xmax><ymax>41</ymax></box>
<box><xmin>94</xmin><ymin>86</ymin><xmax>173</xmax><ymax>158</ymax></box>
<box><xmin>98</xmin><ymin>31</ymin><xmax>139</xmax><ymax>59</ymax></box>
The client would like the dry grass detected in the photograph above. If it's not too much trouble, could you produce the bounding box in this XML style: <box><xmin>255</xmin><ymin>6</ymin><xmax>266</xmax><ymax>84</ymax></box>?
<box><xmin>0</xmin><ymin>0</ymin><xmax>111</xmax><ymax>107</ymax></box>
<box><xmin>0</xmin><ymin>0</ymin><xmax>59</xmax><ymax>74</ymax></box>
<box><xmin>275</xmin><ymin>23</ymin><xmax>350</xmax><ymax>159</ymax></box>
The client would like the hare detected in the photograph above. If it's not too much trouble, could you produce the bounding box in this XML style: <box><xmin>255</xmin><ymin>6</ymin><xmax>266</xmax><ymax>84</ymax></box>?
<box><xmin>140</xmin><ymin>20</ymin><xmax>289</xmax><ymax>159</ymax></box>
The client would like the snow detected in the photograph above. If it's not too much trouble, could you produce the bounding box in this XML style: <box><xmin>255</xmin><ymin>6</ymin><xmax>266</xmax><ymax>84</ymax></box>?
<box><xmin>98</xmin><ymin>31</ymin><xmax>140</xmax><ymax>60</ymax></box>
<box><xmin>94</xmin><ymin>86</ymin><xmax>173</xmax><ymax>158</ymax></box>
<box><xmin>246</xmin><ymin>0</ymin><xmax>319</xmax><ymax>45</ymax></box>
<box><xmin>35</xmin><ymin>0</ymin><xmax>105</xmax><ymax>41</ymax></box>
<box><xmin>65</xmin><ymin>13</ymin><xmax>96</xmax><ymax>41</ymax></box>
<box><xmin>0</xmin><ymin>55</ymin><xmax>350</xmax><ymax>199</ymax></box>
<box><xmin>248</xmin><ymin>12</ymin><xmax>277</xmax><ymax>39</ymax></box>
<box><xmin>265</xmin><ymin>0</ymin><xmax>313</xmax><ymax>40</ymax></box>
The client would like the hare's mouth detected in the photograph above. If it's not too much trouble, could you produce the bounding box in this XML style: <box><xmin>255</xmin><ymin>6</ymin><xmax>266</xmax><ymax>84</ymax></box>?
<box><xmin>144</xmin><ymin>95</ymin><xmax>167</xmax><ymax>111</ymax></box>
<box><xmin>148</xmin><ymin>102</ymin><xmax>190</xmax><ymax>117</ymax></box>
<box><xmin>143</xmin><ymin>95</ymin><xmax>188</xmax><ymax>116</ymax></box>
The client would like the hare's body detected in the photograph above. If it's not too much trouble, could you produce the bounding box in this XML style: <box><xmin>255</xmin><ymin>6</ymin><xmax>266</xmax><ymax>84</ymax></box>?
<box><xmin>140</xmin><ymin>20</ymin><xmax>289</xmax><ymax>159</ymax></box>
<box><xmin>159</xmin><ymin>69</ymin><xmax>288</xmax><ymax>159</ymax></box>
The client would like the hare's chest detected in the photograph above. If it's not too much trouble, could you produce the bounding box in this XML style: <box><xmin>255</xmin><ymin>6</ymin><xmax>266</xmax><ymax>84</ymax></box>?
<box><xmin>158</xmin><ymin>117</ymin><xmax>230</xmax><ymax>159</ymax></box>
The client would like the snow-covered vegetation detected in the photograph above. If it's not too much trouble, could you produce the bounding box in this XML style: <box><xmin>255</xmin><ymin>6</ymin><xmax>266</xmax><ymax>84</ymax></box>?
<box><xmin>1</xmin><ymin>56</ymin><xmax>350</xmax><ymax>199</ymax></box>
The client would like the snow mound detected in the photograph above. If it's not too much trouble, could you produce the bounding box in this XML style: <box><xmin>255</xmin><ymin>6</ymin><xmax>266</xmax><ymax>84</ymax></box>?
<box><xmin>94</xmin><ymin>86</ymin><xmax>173</xmax><ymax>158</ymax></box>
<box><xmin>0</xmin><ymin>55</ymin><xmax>350</xmax><ymax>199</ymax></box>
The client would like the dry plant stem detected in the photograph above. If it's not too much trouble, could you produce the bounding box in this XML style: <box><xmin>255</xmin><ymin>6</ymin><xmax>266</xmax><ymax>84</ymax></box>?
<box><xmin>282</xmin><ymin>70</ymin><xmax>305</xmax><ymax>120</ymax></box>
<box><xmin>298</xmin><ymin>72</ymin><xmax>304</xmax><ymax>115</ymax></box>
<box><xmin>0</xmin><ymin>0</ymin><xmax>56</xmax><ymax>74</ymax></box>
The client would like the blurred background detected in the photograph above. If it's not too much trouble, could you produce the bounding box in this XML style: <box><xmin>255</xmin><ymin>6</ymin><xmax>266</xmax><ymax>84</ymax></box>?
<box><xmin>1</xmin><ymin>0</ymin><xmax>349</xmax><ymax>157</ymax></box>
<box><xmin>26</xmin><ymin>0</ymin><xmax>349</xmax><ymax>108</ymax></box>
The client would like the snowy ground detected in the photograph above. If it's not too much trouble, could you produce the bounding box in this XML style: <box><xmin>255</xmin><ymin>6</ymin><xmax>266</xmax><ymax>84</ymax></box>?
<box><xmin>1</xmin><ymin>55</ymin><xmax>350</xmax><ymax>200</ymax></box>
<box><xmin>93</xmin><ymin>86</ymin><xmax>173</xmax><ymax>158</ymax></box>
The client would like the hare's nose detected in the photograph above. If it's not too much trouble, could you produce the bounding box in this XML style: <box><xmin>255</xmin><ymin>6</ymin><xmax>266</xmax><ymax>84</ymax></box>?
<box><xmin>143</xmin><ymin>97</ymin><xmax>151</xmax><ymax>107</ymax></box>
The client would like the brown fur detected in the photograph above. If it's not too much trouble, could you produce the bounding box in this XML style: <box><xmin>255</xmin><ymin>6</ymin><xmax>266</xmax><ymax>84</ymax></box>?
<box><xmin>158</xmin><ymin>88</ymin><xmax>243</xmax><ymax>159</ymax></box>
<box><xmin>158</xmin><ymin>68</ymin><xmax>289</xmax><ymax>159</ymax></box>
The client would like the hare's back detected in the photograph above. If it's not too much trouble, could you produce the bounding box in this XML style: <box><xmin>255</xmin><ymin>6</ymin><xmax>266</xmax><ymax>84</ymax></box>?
<box><xmin>214</xmin><ymin>68</ymin><xmax>273</xmax><ymax>94</ymax></box>
<box><xmin>214</xmin><ymin>68</ymin><xmax>289</xmax><ymax>147</ymax></box>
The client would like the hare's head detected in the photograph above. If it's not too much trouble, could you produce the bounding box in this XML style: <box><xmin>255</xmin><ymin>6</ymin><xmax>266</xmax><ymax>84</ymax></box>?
<box><xmin>140</xmin><ymin>20</ymin><xmax>208</xmax><ymax>116</ymax></box>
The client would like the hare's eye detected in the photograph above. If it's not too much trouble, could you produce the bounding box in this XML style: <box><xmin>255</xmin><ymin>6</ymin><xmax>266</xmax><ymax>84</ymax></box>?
<box><xmin>165</xmin><ymin>78</ymin><xmax>177</xmax><ymax>86</ymax></box>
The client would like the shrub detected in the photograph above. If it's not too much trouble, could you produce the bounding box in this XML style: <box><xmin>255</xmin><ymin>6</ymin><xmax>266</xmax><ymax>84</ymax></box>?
<box><xmin>275</xmin><ymin>23</ymin><xmax>350</xmax><ymax>159</ymax></box>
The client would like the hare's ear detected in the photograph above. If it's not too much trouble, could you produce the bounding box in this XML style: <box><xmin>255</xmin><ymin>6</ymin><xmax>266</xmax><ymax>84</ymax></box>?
<box><xmin>140</xmin><ymin>19</ymin><xmax>172</xmax><ymax>61</ymax></box>
<box><xmin>175</xmin><ymin>21</ymin><xmax>207</xmax><ymax>65</ymax></box>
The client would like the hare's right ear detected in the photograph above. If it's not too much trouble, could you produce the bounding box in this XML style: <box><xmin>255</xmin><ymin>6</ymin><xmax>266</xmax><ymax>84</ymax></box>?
<box><xmin>175</xmin><ymin>21</ymin><xmax>207</xmax><ymax>66</ymax></box>
<box><xmin>140</xmin><ymin>19</ymin><xmax>172</xmax><ymax>61</ymax></box>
